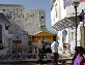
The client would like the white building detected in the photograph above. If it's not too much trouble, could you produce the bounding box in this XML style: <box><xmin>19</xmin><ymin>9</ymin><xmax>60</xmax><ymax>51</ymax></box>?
<box><xmin>24</xmin><ymin>9</ymin><xmax>46</xmax><ymax>34</ymax></box>
<box><xmin>50</xmin><ymin>0</ymin><xmax>85</xmax><ymax>53</ymax></box>
<box><xmin>0</xmin><ymin>12</ymin><xmax>10</xmax><ymax>56</ymax></box>
<box><xmin>0</xmin><ymin>4</ymin><xmax>46</xmax><ymax>55</ymax></box>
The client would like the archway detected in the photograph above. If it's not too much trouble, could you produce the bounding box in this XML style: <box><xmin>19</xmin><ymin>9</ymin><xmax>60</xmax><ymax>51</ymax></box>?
<box><xmin>0</xmin><ymin>25</ymin><xmax>2</xmax><ymax>43</ymax></box>
<box><xmin>62</xmin><ymin>30</ymin><xmax>67</xmax><ymax>43</ymax></box>
<box><xmin>0</xmin><ymin>25</ymin><xmax>3</xmax><ymax>49</ymax></box>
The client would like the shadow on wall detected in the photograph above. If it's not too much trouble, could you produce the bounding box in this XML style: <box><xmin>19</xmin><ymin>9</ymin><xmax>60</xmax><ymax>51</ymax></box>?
<box><xmin>0</xmin><ymin>12</ymin><xmax>31</xmax><ymax>57</ymax></box>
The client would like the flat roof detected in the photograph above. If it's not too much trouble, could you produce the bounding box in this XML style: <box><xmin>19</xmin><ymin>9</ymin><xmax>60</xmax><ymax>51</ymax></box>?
<box><xmin>0</xmin><ymin>4</ymin><xmax>24</xmax><ymax>7</ymax></box>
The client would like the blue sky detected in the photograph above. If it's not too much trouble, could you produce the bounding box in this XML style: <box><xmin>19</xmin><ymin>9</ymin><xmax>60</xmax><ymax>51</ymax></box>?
<box><xmin>0</xmin><ymin>0</ymin><xmax>52</xmax><ymax>31</ymax></box>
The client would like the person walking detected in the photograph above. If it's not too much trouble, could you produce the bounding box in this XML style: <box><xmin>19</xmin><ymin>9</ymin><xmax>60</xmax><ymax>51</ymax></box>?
<box><xmin>51</xmin><ymin>35</ymin><xmax>59</xmax><ymax>65</ymax></box>
<box><xmin>72</xmin><ymin>46</ymin><xmax>84</xmax><ymax>65</ymax></box>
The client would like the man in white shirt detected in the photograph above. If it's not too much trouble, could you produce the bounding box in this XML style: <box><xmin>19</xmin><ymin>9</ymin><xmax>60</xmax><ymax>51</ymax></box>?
<box><xmin>51</xmin><ymin>36</ymin><xmax>59</xmax><ymax>65</ymax></box>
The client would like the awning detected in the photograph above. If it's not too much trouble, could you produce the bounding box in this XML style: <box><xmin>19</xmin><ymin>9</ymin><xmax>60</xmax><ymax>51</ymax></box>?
<box><xmin>32</xmin><ymin>31</ymin><xmax>57</xmax><ymax>42</ymax></box>
<box><xmin>52</xmin><ymin>16</ymin><xmax>80</xmax><ymax>31</ymax></box>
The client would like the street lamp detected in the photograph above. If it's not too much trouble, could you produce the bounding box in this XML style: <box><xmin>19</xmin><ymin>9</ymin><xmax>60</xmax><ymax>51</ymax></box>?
<box><xmin>72</xmin><ymin>0</ymin><xmax>80</xmax><ymax>46</ymax></box>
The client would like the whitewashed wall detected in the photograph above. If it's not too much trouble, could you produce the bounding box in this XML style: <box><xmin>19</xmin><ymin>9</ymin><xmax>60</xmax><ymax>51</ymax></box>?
<box><xmin>0</xmin><ymin>4</ymin><xmax>46</xmax><ymax>55</ymax></box>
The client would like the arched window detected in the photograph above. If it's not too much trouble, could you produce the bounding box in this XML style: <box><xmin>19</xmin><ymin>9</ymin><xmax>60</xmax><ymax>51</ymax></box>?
<box><xmin>62</xmin><ymin>30</ymin><xmax>67</xmax><ymax>43</ymax></box>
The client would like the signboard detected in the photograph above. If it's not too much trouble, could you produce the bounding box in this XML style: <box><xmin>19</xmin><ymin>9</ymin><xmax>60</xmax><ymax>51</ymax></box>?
<box><xmin>65</xmin><ymin>0</ymin><xmax>73</xmax><ymax>6</ymax></box>
<box><xmin>65</xmin><ymin>0</ymin><xmax>85</xmax><ymax>7</ymax></box>
<box><xmin>13</xmin><ymin>40</ymin><xmax>22</xmax><ymax>43</ymax></box>
<box><xmin>32</xmin><ymin>31</ymin><xmax>57</xmax><ymax>43</ymax></box>
<box><xmin>80</xmin><ymin>0</ymin><xmax>85</xmax><ymax>2</ymax></box>
<box><xmin>13</xmin><ymin>34</ymin><xmax>21</xmax><ymax>43</ymax></box>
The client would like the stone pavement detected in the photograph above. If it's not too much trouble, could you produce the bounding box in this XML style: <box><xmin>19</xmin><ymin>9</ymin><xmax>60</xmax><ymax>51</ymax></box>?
<box><xmin>0</xmin><ymin>61</ymin><xmax>72</xmax><ymax>65</ymax></box>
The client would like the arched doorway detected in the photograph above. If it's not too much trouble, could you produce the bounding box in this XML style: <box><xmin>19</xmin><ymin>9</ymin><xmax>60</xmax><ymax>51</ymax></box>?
<box><xmin>0</xmin><ymin>25</ymin><xmax>3</xmax><ymax>49</ymax></box>
<box><xmin>62</xmin><ymin>30</ymin><xmax>67</xmax><ymax>43</ymax></box>
<box><xmin>0</xmin><ymin>25</ymin><xmax>2</xmax><ymax>43</ymax></box>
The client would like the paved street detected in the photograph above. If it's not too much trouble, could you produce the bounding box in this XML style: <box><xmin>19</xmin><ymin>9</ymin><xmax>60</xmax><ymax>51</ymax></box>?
<box><xmin>0</xmin><ymin>63</ymin><xmax>71</xmax><ymax>65</ymax></box>
<box><xmin>0</xmin><ymin>55</ymin><xmax>72</xmax><ymax>65</ymax></box>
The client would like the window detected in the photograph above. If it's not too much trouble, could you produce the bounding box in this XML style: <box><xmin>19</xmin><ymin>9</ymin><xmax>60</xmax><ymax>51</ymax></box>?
<box><xmin>62</xmin><ymin>30</ymin><xmax>67</xmax><ymax>36</ymax></box>
<box><xmin>16</xmin><ymin>8</ymin><xmax>18</xmax><ymax>12</ymax></box>
<box><xmin>20</xmin><ymin>9</ymin><xmax>22</xmax><ymax>11</ymax></box>
<box><xmin>62</xmin><ymin>30</ymin><xmax>67</xmax><ymax>43</ymax></box>
<box><xmin>41</xmin><ymin>26</ymin><xmax>46</xmax><ymax>31</ymax></box>
<box><xmin>41</xmin><ymin>16</ymin><xmax>44</xmax><ymax>19</ymax></box>
<box><xmin>55</xmin><ymin>3</ymin><xmax>57</xmax><ymax>18</ymax></box>
<box><xmin>3</xmin><ymin>9</ymin><xmax>6</xmax><ymax>11</ymax></box>
<box><xmin>30</xmin><ymin>14</ymin><xmax>34</xmax><ymax>17</ymax></box>
<box><xmin>25</xmin><ymin>18</ymin><xmax>27</xmax><ymax>21</ymax></box>
<box><xmin>22</xmin><ymin>15</ymin><xmax>24</xmax><ymax>18</ymax></box>
<box><xmin>13</xmin><ymin>13</ymin><xmax>15</xmax><ymax>16</ymax></box>
<box><xmin>21</xmin><ymin>13</ymin><xmax>22</xmax><ymax>16</ymax></box>
<box><xmin>6</xmin><ymin>13</ymin><xmax>11</xmax><ymax>19</ymax></box>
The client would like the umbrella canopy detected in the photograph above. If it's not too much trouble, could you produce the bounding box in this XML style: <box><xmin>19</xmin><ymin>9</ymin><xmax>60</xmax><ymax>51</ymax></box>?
<box><xmin>32</xmin><ymin>31</ymin><xmax>57</xmax><ymax>43</ymax></box>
